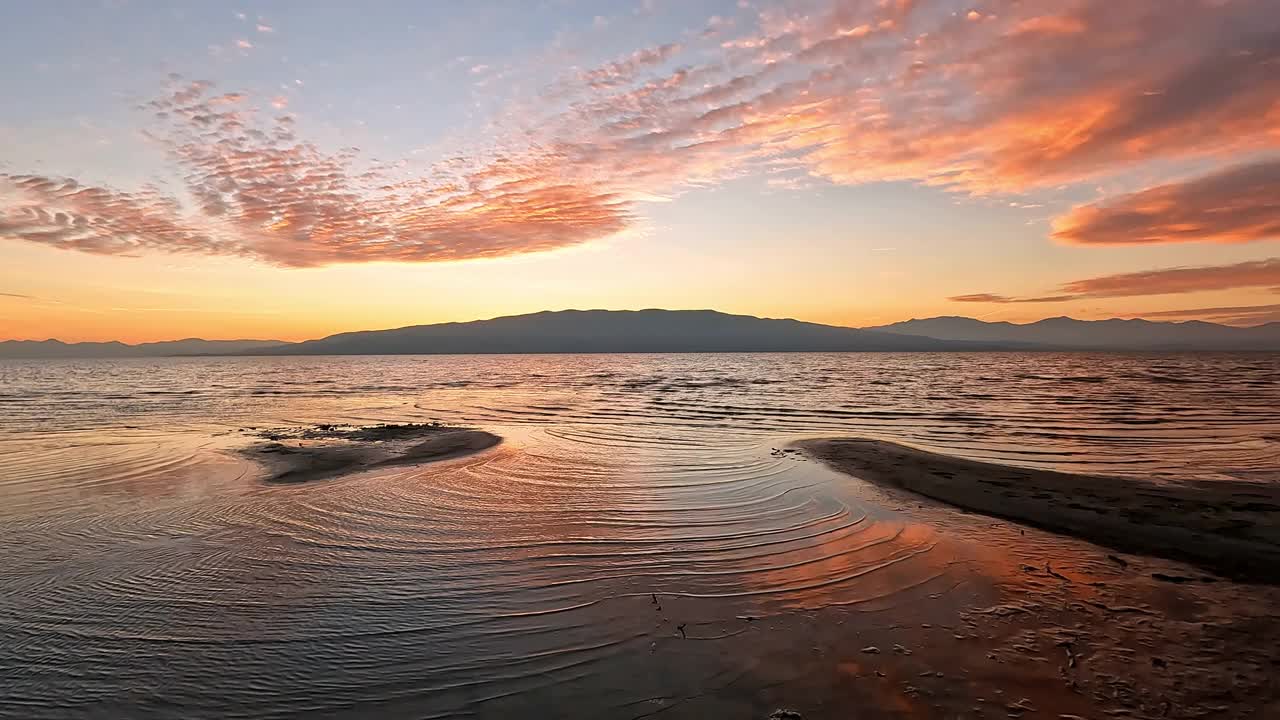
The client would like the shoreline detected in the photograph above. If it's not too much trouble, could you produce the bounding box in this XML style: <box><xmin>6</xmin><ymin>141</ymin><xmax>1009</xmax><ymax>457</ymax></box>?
<box><xmin>796</xmin><ymin>438</ymin><xmax>1280</xmax><ymax>584</ymax></box>
<box><xmin>238</xmin><ymin>423</ymin><xmax>501</xmax><ymax>483</ymax></box>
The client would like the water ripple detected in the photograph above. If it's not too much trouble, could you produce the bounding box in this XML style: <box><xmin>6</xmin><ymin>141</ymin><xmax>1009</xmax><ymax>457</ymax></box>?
<box><xmin>0</xmin><ymin>352</ymin><xmax>1277</xmax><ymax>717</ymax></box>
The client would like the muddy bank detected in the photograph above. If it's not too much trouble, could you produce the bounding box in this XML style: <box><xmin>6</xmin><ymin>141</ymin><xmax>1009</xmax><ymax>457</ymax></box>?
<box><xmin>239</xmin><ymin>422</ymin><xmax>501</xmax><ymax>483</ymax></box>
<box><xmin>796</xmin><ymin>438</ymin><xmax>1280</xmax><ymax>584</ymax></box>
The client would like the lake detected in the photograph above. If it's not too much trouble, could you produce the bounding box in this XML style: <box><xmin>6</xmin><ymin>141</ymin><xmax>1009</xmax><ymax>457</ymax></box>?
<box><xmin>2</xmin><ymin>353</ymin><xmax>1277</xmax><ymax>718</ymax></box>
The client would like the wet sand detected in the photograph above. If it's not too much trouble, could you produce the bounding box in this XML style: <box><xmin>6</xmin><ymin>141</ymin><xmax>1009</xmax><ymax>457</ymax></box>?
<box><xmin>238</xmin><ymin>422</ymin><xmax>501</xmax><ymax>483</ymax></box>
<box><xmin>796</xmin><ymin>438</ymin><xmax>1280</xmax><ymax>584</ymax></box>
<box><xmin>765</xmin><ymin>439</ymin><xmax>1280</xmax><ymax>718</ymax></box>
<box><xmin>233</xmin><ymin>430</ymin><xmax>1280</xmax><ymax>717</ymax></box>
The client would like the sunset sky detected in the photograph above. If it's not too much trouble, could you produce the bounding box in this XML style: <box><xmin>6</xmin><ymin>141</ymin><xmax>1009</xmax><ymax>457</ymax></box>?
<box><xmin>2</xmin><ymin>0</ymin><xmax>1278</xmax><ymax>342</ymax></box>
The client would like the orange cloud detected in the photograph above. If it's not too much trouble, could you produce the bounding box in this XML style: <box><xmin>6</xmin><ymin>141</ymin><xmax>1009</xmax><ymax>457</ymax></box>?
<box><xmin>4</xmin><ymin>1</ymin><xmax>1279</xmax><ymax>267</ymax></box>
<box><xmin>1060</xmin><ymin>258</ymin><xmax>1280</xmax><ymax>298</ymax></box>
<box><xmin>0</xmin><ymin>174</ymin><xmax>226</xmax><ymax>257</ymax></box>
<box><xmin>1007</xmin><ymin>15</ymin><xmax>1087</xmax><ymax>37</ymax></box>
<box><xmin>1053</xmin><ymin>159</ymin><xmax>1280</xmax><ymax>245</ymax></box>
<box><xmin>676</xmin><ymin>0</ymin><xmax>1280</xmax><ymax>193</ymax></box>
<box><xmin>948</xmin><ymin>293</ymin><xmax>1076</xmax><ymax>303</ymax></box>
<box><xmin>1135</xmin><ymin>303</ymin><xmax>1280</xmax><ymax>326</ymax></box>
<box><xmin>0</xmin><ymin>81</ymin><xmax>633</xmax><ymax>267</ymax></box>
<box><xmin>953</xmin><ymin>258</ymin><xmax>1280</xmax><ymax>304</ymax></box>
<box><xmin>456</xmin><ymin>0</ymin><xmax>1273</xmax><ymax>211</ymax></box>
<box><xmin>577</xmin><ymin>42</ymin><xmax>681</xmax><ymax>89</ymax></box>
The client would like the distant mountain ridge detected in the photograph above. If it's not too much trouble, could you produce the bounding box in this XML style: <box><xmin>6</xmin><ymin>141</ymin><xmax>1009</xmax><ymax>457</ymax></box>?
<box><xmin>247</xmin><ymin>309</ymin><xmax>965</xmax><ymax>355</ymax></box>
<box><xmin>866</xmin><ymin>316</ymin><xmax>1280</xmax><ymax>350</ymax></box>
<box><xmin>4</xmin><ymin>310</ymin><xmax>1279</xmax><ymax>357</ymax></box>
<box><xmin>0</xmin><ymin>338</ymin><xmax>290</xmax><ymax>358</ymax></box>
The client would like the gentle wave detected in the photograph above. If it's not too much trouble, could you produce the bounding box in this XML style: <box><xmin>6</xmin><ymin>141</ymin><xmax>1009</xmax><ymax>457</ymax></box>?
<box><xmin>0</xmin><ymin>352</ymin><xmax>1277</xmax><ymax>717</ymax></box>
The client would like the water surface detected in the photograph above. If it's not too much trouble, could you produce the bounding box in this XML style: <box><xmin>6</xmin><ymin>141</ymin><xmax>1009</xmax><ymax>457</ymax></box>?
<box><xmin>2</xmin><ymin>353</ymin><xmax>1277</xmax><ymax>718</ymax></box>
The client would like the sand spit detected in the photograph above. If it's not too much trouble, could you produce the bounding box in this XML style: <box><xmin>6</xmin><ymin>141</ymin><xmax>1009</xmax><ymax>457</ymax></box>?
<box><xmin>796</xmin><ymin>438</ymin><xmax>1280</xmax><ymax>584</ymax></box>
<box><xmin>239</xmin><ymin>422</ymin><xmax>501</xmax><ymax>483</ymax></box>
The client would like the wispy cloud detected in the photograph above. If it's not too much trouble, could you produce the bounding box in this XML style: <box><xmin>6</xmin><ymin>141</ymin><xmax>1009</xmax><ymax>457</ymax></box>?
<box><xmin>949</xmin><ymin>293</ymin><xmax>1077</xmax><ymax>304</ymax></box>
<box><xmin>1054</xmin><ymin>160</ymin><xmax>1280</xmax><ymax>246</ymax></box>
<box><xmin>1</xmin><ymin>79</ymin><xmax>632</xmax><ymax>267</ymax></box>
<box><xmin>0</xmin><ymin>291</ymin><xmax>35</xmax><ymax>300</ymax></box>
<box><xmin>577</xmin><ymin>42</ymin><xmax>681</xmax><ymax>89</ymax></box>
<box><xmin>2</xmin><ymin>0</ymin><xmax>1279</xmax><ymax>267</ymax></box>
<box><xmin>1061</xmin><ymin>258</ymin><xmax>1280</xmax><ymax>298</ymax></box>
<box><xmin>0</xmin><ymin>173</ymin><xmax>222</xmax><ymax>257</ymax></box>
<box><xmin>1135</xmin><ymin>303</ymin><xmax>1280</xmax><ymax>326</ymax></box>
<box><xmin>953</xmin><ymin>258</ymin><xmax>1280</xmax><ymax>303</ymax></box>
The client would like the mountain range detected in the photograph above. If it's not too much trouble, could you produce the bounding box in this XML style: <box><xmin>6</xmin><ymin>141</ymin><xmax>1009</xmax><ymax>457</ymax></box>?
<box><xmin>0</xmin><ymin>338</ymin><xmax>287</xmax><ymax>359</ymax></box>
<box><xmin>865</xmin><ymin>316</ymin><xmax>1280</xmax><ymax>350</ymax></box>
<box><xmin>249</xmin><ymin>309</ymin><xmax>966</xmax><ymax>355</ymax></box>
<box><xmin>4</xmin><ymin>310</ymin><xmax>1278</xmax><ymax>357</ymax></box>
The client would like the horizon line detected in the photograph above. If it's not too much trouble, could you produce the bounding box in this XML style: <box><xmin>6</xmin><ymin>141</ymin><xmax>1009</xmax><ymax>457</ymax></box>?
<box><xmin>3</xmin><ymin>308</ymin><xmax>1277</xmax><ymax>345</ymax></box>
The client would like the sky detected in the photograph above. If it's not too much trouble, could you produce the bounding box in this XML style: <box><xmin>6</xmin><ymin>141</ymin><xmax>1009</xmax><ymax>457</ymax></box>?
<box><xmin>1</xmin><ymin>0</ymin><xmax>1278</xmax><ymax>342</ymax></box>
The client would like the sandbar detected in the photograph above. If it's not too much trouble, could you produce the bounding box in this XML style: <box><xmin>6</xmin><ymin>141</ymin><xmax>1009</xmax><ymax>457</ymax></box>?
<box><xmin>797</xmin><ymin>438</ymin><xmax>1280</xmax><ymax>583</ymax></box>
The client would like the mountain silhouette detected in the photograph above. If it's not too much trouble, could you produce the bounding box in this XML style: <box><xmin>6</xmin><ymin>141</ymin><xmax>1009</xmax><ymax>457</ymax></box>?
<box><xmin>867</xmin><ymin>316</ymin><xmax>1280</xmax><ymax>350</ymax></box>
<box><xmin>250</xmin><ymin>309</ymin><xmax>960</xmax><ymax>355</ymax></box>
<box><xmin>0</xmin><ymin>338</ymin><xmax>289</xmax><ymax>359</ymax></box>
<box><xmin>5</xmin><ymin>310</ymin><xmax>1278</xmax><ymax>357</ymax></box>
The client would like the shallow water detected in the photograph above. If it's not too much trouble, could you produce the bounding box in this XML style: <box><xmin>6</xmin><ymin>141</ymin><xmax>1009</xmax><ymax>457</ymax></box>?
<box><xmin>1</xmin><ymin>352</ymin><xmax>1278</xmax><ymax>718</ymax></box>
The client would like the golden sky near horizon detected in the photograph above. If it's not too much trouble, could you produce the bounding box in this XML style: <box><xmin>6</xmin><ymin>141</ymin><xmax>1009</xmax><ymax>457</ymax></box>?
<box><xmin>2</xmin><ymin>0</ymin><xmax>1279</xmax><ymax>342</ymax></box>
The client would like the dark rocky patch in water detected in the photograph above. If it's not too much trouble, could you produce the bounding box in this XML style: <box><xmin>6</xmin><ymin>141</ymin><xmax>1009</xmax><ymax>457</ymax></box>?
<box><xmin>240</xmin><ymin>422</ymin><xmax>501</xmax><ymax>483</ymax></box>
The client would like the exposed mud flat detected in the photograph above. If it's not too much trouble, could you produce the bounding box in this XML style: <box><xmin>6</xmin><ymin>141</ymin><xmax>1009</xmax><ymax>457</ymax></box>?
<box><xmin>788</xmin><ymin>438</ymin><xmax>1280</xmax><ymax>718</ymax></box>
<box><xmin>797</xmin><ymin>438</ymin><xmax>1280</xmax><ymax>583</ymax></box>
<box><xmin>238</xmin><ymin>422</ymin><xmax>501</xmax><ymax>483</ymax></box>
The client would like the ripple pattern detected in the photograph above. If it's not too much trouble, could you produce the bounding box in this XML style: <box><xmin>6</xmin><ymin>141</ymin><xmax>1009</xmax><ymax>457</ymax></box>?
<box><xmin>0</xmin><ymin>352</ymin><xmax>1276</xmax><ymax>717</ymax></box>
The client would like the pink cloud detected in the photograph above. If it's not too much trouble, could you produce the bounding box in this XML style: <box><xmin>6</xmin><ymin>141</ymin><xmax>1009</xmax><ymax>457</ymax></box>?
<box><xmin>1053</xmin><ymin>160</ymin><xmax>1280</xmax><ymax>246</ymax></box>
<box><xmin>1061</xmin><ymin>258</ymin><xmax>1280</xmax><ymax>298</ymax></box>
<box><xmin>954</xmin><ymin>258</ymin><xmax>1280</xmax><ymax>304</ymax></box>
<box><xmin>1135</xmin><ymin>303</ymin><xmax>1280</xmax><ymax>326</ymax></box>
<box><xmin>3</xmin><ymin>1</ymin><xmax>1279</xmax><ymax>267</ymax></box>
<box><xmin>949</xmin><ymin>293</ymin><xmax>1077</xmax><ymax>303</ymax></box>
<box><xmin>541</xmin><ymin>0</ymin><xmax>1280</xmax><ymax>204</ymax></box>
<box><xmin>0</xmin><ymin>174</ymin><xmax>227</xmax><ymax>257</ymax></box>
<box><xmin>577</xmin><ymin>43</ymin><xmax>682</xmax><ymax>89</ymax></box>
<box><xmin>2</xmin><ymin>82</ymin><xmax>633</xmax><ymax>268</ymax></box>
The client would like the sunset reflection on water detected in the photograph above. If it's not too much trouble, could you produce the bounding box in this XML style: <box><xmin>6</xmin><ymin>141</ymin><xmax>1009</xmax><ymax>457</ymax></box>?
<box><xmin>1</xmin><ymin>353</ymin><xmax>1278</xmax><ymax>717</ymax></box>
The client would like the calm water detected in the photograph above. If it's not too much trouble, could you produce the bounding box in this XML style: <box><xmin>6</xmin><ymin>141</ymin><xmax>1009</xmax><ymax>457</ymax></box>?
<box><xmin>1</xmin><ymin>353</ymin><xmax>1278</xmax><ymax>718</ymax></box>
